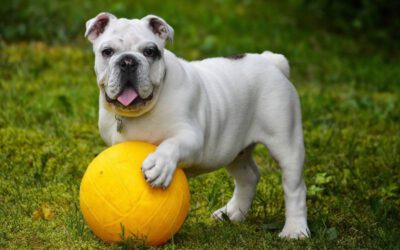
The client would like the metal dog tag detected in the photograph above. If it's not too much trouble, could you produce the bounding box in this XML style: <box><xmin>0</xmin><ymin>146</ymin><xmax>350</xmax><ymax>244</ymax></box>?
<box><xmin>115</xmin><ymin>115</ymin><xmax>123</xmax><ymax>133</ymax></box>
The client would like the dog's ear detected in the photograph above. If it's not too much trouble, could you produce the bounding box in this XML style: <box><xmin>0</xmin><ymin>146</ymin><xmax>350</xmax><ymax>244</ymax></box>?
<box><xmin>85</xmin><ymin>12</ymin><xmax>117</xmax><ymax>42</ymax></box>
<box><xmin>142</xmin><ymin>15</ymin><xmax>174</xmax><ymax>43</ymax></box>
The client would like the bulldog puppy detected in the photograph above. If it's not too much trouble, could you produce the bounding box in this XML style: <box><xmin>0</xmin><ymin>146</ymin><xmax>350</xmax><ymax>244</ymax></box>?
<box><xmin>85</xmin><ymin>13</ymin><xmax>310</xmax><ymax>238</ymax></box>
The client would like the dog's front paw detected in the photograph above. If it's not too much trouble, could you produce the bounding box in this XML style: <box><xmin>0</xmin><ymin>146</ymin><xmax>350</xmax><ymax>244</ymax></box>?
<box><xmin>141</xmin><ymin>152</ymin><xmax>176</xmax><ymax>188</ymax></box>
<box><xmin>279</xmin><ymin>217</ymin><xmax>310</xmax><ymax>239</ymax></box>
<box><xmin>211</xmin><ymin>198</ymin><xmax>248</xmax><ymax>222</ymax></box>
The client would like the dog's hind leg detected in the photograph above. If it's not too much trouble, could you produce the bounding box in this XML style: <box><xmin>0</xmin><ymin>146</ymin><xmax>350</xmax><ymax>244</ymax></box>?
<box><xmin>212</xmin><ymin>144</ymin><xmax>260</xmax><ymax>221</ymax></box>
<box><xmin>263</xmin><ymin>134</ymin><xmax>310</xmax><ymax>239</ymax></box>
<box><xmin>258</xmin><ymin>91</ymin><xmax>310</xmax><ymax>238</ymax></box>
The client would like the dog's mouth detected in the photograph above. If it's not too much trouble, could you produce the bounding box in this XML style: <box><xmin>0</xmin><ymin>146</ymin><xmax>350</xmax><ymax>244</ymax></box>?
<box><xmin>105</xmin><ymin>87</ymin><xmax>154</xmax><ymax>108</ymax></box>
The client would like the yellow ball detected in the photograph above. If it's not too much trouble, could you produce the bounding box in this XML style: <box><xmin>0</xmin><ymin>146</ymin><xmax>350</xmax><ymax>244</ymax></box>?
<box><xmin>80</xmin><ymin>141</ymin><xmax>190</xmax><ymax>246</ymax></box>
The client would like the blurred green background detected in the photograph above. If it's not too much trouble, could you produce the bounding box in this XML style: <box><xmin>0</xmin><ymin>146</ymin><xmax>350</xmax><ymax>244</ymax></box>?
<box><xmin>0</xmin><ymin>0</ymin><xmax>399</xmax><ymax>249</ymax></box>
<box><xmin>1</xmin><ymin>0</ymin><xmax>400</xmax><ymax>49</ymax></box>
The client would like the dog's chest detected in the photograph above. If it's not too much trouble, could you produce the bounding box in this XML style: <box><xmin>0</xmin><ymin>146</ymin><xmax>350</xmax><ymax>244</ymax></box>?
<box><xmin>99</xmin><ymin>113</ymin><xmax>171</xmax><ymax>146</ymax></box>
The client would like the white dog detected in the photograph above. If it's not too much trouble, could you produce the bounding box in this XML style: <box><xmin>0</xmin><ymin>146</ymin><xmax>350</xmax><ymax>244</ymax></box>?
<box><xmin>85</xmin><ymin>13</ymin><xmax>310</xmax><ymax>238</ymax></box>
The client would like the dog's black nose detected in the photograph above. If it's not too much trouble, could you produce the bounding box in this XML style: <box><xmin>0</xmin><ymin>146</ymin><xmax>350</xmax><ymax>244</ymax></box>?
<box><xmin>118</xmin><ymin>55</ymin><xmax>138</xmax><ymax>72</ymax></box>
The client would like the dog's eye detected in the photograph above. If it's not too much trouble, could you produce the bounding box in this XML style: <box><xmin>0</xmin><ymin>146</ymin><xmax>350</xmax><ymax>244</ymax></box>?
<box><xmin>102</xmin><ymin>48</ymin><xmax>114</xmax><ymax>57</ymax></box>
<box><xmin>143</xmin><ymin>47</ymin><xmax>156</xmax><ymax>58</ymax></box>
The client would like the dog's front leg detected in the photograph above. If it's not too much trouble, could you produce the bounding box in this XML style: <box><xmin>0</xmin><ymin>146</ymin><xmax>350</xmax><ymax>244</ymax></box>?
<box><xmin>141</xmin><ymin>130</ymin><xmax>203</xmax><ymax>188</ymax></box>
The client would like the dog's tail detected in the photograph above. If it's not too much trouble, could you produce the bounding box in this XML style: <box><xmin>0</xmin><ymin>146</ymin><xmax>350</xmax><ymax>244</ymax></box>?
<box><xmin>261</xmin><ymin>51</ymin><xmax>290</xmax><ymax>78</ymax></box>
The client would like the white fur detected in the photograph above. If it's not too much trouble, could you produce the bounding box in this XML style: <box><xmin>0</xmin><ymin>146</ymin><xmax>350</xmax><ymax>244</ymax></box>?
<box><xmin>87</xmin><ymin>13</ymin><xmax>310</xmax><ymax>239</ymax></box>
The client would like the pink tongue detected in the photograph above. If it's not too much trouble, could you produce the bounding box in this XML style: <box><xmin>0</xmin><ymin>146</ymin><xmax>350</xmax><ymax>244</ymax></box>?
<box><xmin>117</xmin><ymin>88</ymin><xmax>138</xmax><ymax>106</ymax></box>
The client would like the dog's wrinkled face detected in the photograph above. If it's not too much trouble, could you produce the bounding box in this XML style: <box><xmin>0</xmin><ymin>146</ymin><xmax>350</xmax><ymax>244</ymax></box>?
<box><xmin>85</xmin><ymin>13</ymin><xmax>173</xmax><ymax>117</ymax></box>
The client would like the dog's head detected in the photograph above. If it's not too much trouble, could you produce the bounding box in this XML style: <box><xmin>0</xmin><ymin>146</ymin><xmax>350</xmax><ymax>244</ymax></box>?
<box><xmin>85</xmin><ymin>13</ymin><xmax>173</xmax><ymax>117</ymax></box>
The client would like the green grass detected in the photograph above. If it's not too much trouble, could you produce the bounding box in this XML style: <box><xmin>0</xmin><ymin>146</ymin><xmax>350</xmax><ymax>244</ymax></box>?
<box><xmin>1</xmin><ymin>1</ymin><xmax>399</xmax><ymax>249</ymax></box>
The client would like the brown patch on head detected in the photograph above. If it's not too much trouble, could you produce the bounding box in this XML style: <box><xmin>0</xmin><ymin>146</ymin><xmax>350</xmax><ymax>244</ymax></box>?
<box><xmin>225</xmin><ymin>53</ymin><xmax>246</xmax><ymax>60</ymax></box>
